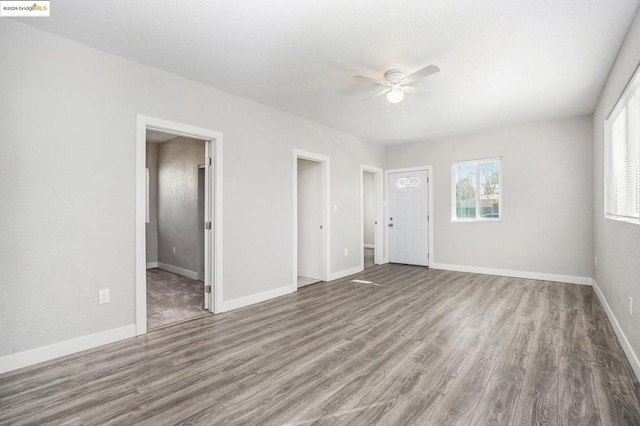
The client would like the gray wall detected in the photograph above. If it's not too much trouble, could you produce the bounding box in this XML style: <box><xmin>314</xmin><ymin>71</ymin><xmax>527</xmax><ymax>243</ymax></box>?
<box><xmin>145</xmin><ymin>142</ymin><xmax>159</xmax><ymax>264</ymax></box>
<box><xmin>363</xmin><ymin>172</ymin><xmax>375</xmax><ymax>246</ymax></box>
<box><xmin>0</xmin><ymin>20</ymin><xmax>384</xmax><ymax>356</ymax></box>
<box><xmin>386</xmin><ymin>116</ymin><xmax>594</xmax><ymax>278</ymax></box>
<box><xmin>157</xmin><ymin>138</ymin><xmax>205</xmax><ymax>276</ymax></box>
<box><xmin>593</xmin><ymin>9</ymin><xmax>640</xmax><ymax>367</ymax></box>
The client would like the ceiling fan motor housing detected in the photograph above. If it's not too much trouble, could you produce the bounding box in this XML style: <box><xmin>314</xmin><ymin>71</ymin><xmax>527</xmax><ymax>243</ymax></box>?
<box><xmin>384</xmin><ymin>69</ymin><xmax>407</xmax><ymax>84</ymax></box>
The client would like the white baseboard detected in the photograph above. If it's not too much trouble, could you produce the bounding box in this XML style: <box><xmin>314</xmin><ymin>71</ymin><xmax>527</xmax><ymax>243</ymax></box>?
<box><xmin>364</xmin><ymin>243</ymin><xmax>374</xmax><ymax>249</ymax></box>
<box><xmin>592</xmin><ymin>279</ymin><xmax>640</xmax><ymax>381</ymax></box>
<box><xmin>0</xmin><ymin>325</ymin><xmax>136</xmax><ymax>374</ymax></box>
<box><xmin>327</xmin><ymin>266</ymin><xmax>363</xmax><ymax>281</ymax></box>
<box><xmin>157</xmin><ymin>262</ymin><xmax>199</xmax><ymax>280</ymax></box>
<box><xmin>429</xmin><ymin>262</ymin><xmax>592</xmax><ymax>286</ymax></box>
<box><xmin>219</xmin><ymin>285</ymin><xmax>295</xmax><ymax>313</ymax></box>
<box><xmin>146</xmin><ymin>261</ymin><xmax>158</xmax><ymax>269</ymax></box>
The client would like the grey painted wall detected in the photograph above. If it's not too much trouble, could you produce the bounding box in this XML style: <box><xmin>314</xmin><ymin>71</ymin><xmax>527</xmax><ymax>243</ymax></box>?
<box><xmin>0</xmin><ymin>20</ymin><xmax>384</xmax><ymax>356</ymax></box>
<box><xmin>363</xmin><ymin>172</ymin><xmax>375</xmax><ymax>246</ymax></box>
<box><xmin>593</xmin><ymin>9</ymin><xmax>640</xmax><ymax>366</ymax></box>
<box><xmin>386</xmin><ymin>116</ymin><xmax>594</xmax><ymax>278</ymax></box>
<box><xmin>145</xmin><ymin>142</ymin><xmax>159</xmax><ymax>264</ymax></box>
<box><xmin>157</xmin><ymin>138</ymin><xmax>205</xmax><ymax>276</ymax></box>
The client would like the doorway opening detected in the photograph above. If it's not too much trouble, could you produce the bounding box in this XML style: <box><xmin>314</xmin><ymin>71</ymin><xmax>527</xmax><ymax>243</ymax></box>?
<box><xmin>293</xmin><ymin>150</ymin><xmax>330</xmax><ymax>288</ymax></box>
<box><xmin>136</xmin><ymin>116</ymin><xmax>223</xmax><ymax>336</ymax></box>
<box><xmin>145</xmin><ymin>132</ymin><xmax>208</xmax><ymax>329</ymax></box>
<box><xmin>360</xmin><ymin>165</ymin><xmax>383</xmax><ymax>270</ymax></box>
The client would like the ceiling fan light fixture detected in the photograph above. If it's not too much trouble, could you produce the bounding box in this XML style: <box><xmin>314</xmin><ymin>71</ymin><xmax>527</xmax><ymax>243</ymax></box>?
<box><xmin>387</xmin><ymin>86</ymin><xmax>404</xmax><ymax>104</ymax></box>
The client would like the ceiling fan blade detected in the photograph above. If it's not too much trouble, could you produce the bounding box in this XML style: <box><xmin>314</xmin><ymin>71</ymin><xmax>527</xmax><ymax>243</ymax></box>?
<box><xmin>403</xmin><ymin>65</ymin><xmax>440</xmax><ymax>84</ymax></box>
<box><xmin>403</xmin><ymin>86</ymin><xmax>430</xmax><ymax>95</ymax></box>
<box><xmin>353</xmin><ymin>75</ymin><xmax>387</xmax><ymax>86</ymax></box>
<box><xmin>361</xmin><ymin>88</ymin><xmax>389</xmax><ymax>102</ymax></box>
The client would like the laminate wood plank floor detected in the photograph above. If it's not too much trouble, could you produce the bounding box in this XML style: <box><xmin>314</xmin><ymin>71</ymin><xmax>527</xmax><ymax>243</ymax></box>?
<box><xmin>1</xmin><ymin>264</ymin><xmax>639</xmax><ymax>425</ymax></box>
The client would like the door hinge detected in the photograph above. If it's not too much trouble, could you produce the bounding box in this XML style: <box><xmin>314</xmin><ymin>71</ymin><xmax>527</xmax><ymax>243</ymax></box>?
<box><xmin>208</xmin><ymin>157</ymin><xmax>212</xmax><ymax>166</ymax></box>
<box><xmin>205</xmin><ymin>221</ymin><xmax>212</xmax><ymax>230</ymax></box>
<box><xmin>427</xmin><ymin>215</ymin><xmax>429</xmax><ymax>221</ymax></box>
<box><xmin>205</xmin><ymin>285</ymin><xmax>212</xmax><ymax>293</ymax></box>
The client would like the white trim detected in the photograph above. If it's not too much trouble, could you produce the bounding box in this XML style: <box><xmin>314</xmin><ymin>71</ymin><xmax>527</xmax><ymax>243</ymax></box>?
<box><xmin>327</xmin><ymin>265</ymin><xmax>363</xmax><ymax>281</ymax></box>
<box><xmin>360</xmin><ymin>164</ymin><xmax>384</xmax><ymax>270</ymax></box>
<box><xmin>592</xmin><ymin>279</ymin><xmax>640</xmax><ymax>381</ymax></box>
<box><xmin>430</xmin><ymin>262</ymin><xmax>592</xmax><ymax>285</ymax></box>
<box><xmin>136</xmin><ymin>115</ymin><xmax>224</xmax><ymax>337</ymax></box>
<box><xmin>0</xmin><ymin>325</ymin><xmax>136</xmax><ymax>374</ymax></box>
<box><xmin>145</xmin><ymin>168</ymin><xmax>150</xmax><ymax>223</ymax></box>
<box><xmin>146</xmin><ymin>262</ymin><xmax>159</xmax><ymax>269</ymax></box>
<box><xmin>293</xmin><ymin>150</ymin><xmax>331</xmax><ymax>288</ymax></box>
<box><xmin>156</xmin><ymin>263</ymin><xmax>199</xmax><ymax>280</ymax></box>
<box><xmin>384</xmin><ymin>166</ymin><xmax>434</xmax><ymax>266</ymax></box>
<box><xmin>219</xmin><ymin>285</ymin><xmax>295</xmax><ymax>313</ymax></box>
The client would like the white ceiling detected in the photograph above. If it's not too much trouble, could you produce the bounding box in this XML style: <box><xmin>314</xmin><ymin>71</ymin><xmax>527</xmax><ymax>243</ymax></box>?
<box><xmin>20</xmin><ymin>0</ymin><xmax>640</xmax><ymax>146</ymax></box>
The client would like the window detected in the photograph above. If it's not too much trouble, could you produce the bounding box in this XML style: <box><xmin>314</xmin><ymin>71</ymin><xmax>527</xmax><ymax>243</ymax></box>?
<box><xmin>605</xmin><ymin>65</ymin><xmax>640</xmax><ymax>224</ymax></box>
<box><xmin>452</xmin><ymin>157</ymin><xmax>501</xmax><ymax>221</ymax></box>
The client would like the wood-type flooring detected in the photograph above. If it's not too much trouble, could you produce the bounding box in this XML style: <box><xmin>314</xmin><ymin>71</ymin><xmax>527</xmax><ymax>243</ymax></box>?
<box><xmin>1</xmin><ymin>264</ymin><xmax>639</xmax><ymax>425</ymax></box>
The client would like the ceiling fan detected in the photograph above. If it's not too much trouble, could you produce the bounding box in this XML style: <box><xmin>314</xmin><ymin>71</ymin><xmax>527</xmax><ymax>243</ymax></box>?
<box><xmin>354</xmin><ymin>65</ymin><xmax>440</xmax><ymax>104</ymax></box>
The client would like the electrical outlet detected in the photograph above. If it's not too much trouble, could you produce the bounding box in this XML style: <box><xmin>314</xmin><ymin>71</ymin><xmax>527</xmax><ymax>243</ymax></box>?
<box><xmin>344</xmin><ymin>248</ymin><xmax>348</xmax><ymax>256</ymax></box>
<box><xmin>172</xmin><ymin>246</ymin><xmax>176</xmax><ymax>255</ymax></box>
<box><xmin>98</xmin><ymin>289</ymin><xmax>110</xmax><ymax>305</ymax></box>
<box><xmin>630</xmin><ymin>297</ymin><xmax>633</xmax><ymax>316</ymax></box>
<box><xmin>594</xmin><ymin>256</ymin><xmax>598</xmax><ymax>266</ymax></box>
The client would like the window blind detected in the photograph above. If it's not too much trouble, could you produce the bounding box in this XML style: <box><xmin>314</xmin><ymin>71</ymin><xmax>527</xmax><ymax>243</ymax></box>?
<box><xmin>605</xmin><ymin>68</ymin><xmax>640</xmax><ymax>223</ymax></box>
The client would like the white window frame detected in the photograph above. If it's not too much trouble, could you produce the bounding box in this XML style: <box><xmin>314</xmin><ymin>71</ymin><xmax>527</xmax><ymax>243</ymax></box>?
<box><xmin>604</xmin><ymin>64</ymin><xmax>640</xmax><ymax>225</ymax></box>
<box><xmin>451</xmin><ymin>157</ymin><xmax>502</xmax><ymax>222</ymax></box>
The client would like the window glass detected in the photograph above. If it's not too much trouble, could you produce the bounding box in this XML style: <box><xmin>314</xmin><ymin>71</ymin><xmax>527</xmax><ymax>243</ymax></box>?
<box><xmin>452</xmin><ymin>158</ymin><xmax>501</xmax><ymax>221</ymax></box>
<box><xmin>396</xmin><ymin>176</ymin><xmax>421</xmax><ymax>188</ymax></box>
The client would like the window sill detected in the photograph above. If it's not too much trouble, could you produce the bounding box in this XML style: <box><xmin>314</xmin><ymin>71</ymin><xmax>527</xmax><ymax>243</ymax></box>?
<box><xmin>604</xmin><ymin>214</ymin><xmax>639</xmax><ymax>225</ymax></box>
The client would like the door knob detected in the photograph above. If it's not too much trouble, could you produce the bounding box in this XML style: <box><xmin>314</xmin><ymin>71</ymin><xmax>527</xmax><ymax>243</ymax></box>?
<box><xmin>388</xmin><ymin>223</ymin><xmax>394</xmax><ymax>227</ymax></box>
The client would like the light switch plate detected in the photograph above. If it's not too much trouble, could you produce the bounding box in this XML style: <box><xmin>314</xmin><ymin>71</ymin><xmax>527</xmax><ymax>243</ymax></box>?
<box><xmin>99</xmin><ymin>289</ymin><xmax>110</xmax><ymax>305</ymax></box>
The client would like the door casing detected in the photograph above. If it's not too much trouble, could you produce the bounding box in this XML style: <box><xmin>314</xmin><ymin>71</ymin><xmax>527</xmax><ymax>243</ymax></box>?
<box><xmin>293</xmin><ymin>149</ymin><xmax>330</xmax><ymax>287</ymax></box>
<box><xmin>135</xmin><ymin>115</ymin><xmax>223</xmax><ymax>336</ymax></box>
<box><xmin>360</xmin><ymin>165</ymin><xmax>384</xmax><ymax>269</ymax></box>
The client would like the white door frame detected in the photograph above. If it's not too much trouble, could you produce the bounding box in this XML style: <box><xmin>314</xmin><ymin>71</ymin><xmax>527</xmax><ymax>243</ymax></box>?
<box><xmin>360</xmin><ymin>165</ymin><xmax>383</xmax><ymax>269</ymax></box>
<box><xmin>384</xmin><ymin>165</ymin><xmax>433</xmax><ymax>265</ymax></box>
<box><xmin>293</xmin><ymin>149</ymin><xmax>330</xmax><ymax>287</ymax></box>
<box><xmin>135</xmin><ymin>115</ymin><xmax>224</xmax><ymax>336</ymax></box>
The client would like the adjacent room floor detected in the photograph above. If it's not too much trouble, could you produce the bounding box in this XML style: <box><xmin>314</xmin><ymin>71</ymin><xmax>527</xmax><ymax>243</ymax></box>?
<box><xmin>146</xmin><ymin>268</ymin><xmax>207</xmax><ymax>329</ymax></box>
<box><xmin>364</xmin><ymin>247</ymin><xmax>375</xmax><ymax>270</ymax></box>
<box><xmin>297</xmin><ymin>276</ymin><xmax>321</xmax><ymax>287</ymax></box>
<box><xmin>2</xmin><ymin>265</ymin><xmax>639</xmax><ymax>424</ymax></box>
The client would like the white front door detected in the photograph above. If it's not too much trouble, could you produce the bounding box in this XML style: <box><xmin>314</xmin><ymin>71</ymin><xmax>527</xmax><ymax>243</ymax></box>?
<box><xmin>388</xmin><ymin>170</ymin><xmax>429</xmax><ymax>266</ymax></box>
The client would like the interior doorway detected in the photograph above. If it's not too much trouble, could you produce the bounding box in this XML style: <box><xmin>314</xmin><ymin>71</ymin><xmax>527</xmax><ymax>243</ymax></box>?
<box><xmin>145</xmin><ymin>132</ymin><xmax>208</xmax><ymax>329</ymax></box>
<box><xmin>135</xmin><ymin>116</ymin><xmax>223</xmax><ymax>336</ymax></box>
<box><xmin>360</xmin><ymin>165</ymin><xmax>383</xmax><ymax>270</ymax></box>
<box><xmin>293</xmin><ymin>150</ymin><xmax>329</xmax><ymax>288</ymax></box>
